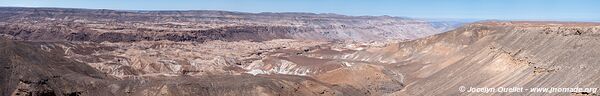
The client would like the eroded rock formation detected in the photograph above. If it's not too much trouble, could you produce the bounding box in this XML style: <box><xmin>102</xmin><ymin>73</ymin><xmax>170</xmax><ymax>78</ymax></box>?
<box><xmin>1</xmin><ymin>7</ymin><xmax>599</xmax><ymax>96</ymax></box>
<box><xmin>0</xmin><ymin>7</ymin><xmax>458</xmax><ymax>42</ymax></box>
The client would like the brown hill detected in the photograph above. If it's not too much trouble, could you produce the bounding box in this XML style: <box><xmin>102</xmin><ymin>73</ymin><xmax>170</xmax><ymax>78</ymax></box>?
<box><xmin>385</xmin><ymin>21</ymin><xmax>600</xmax><ymax>95</ymax></box>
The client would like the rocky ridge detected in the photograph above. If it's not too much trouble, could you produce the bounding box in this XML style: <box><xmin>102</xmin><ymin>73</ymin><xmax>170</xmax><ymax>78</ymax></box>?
<box><xmin>0</xmin><ymin>7</ymin><xmax>459</xmax><ymax>42</ymax></box>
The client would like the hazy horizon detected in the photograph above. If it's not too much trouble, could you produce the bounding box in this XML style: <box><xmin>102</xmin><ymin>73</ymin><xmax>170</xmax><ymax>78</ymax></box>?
<box><xmin>1</xmin><ymin>0</ymin><xmax>599</xmax><ymax>22</ymax></box>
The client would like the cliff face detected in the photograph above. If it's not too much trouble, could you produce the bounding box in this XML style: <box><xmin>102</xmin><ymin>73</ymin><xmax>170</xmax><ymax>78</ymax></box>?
<box><xmin>0</xmin><ymin>7</ymin><xmax>458</xmax><ymax>42</ymax></box>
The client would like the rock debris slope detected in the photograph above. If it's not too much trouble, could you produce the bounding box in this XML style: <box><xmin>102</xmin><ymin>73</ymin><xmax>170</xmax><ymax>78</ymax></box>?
<box><xmin>385</xmin><ymin>21</ymin><xmax>600</xmax><ymax>95</ymax></box>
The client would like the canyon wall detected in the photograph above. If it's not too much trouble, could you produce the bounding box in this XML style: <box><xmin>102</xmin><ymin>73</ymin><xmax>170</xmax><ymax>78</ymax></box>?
<box><xmin>0</xmin><ymin>7</ymin><xmax>459</xmax><ymax>42</ymax></box>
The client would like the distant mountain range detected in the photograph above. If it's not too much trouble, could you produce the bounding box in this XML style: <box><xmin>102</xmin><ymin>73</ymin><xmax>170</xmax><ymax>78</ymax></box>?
<box><xmin>0</xmin><ymin>7</ymin><xmax>465</xmax><ymax>42</ymax></box>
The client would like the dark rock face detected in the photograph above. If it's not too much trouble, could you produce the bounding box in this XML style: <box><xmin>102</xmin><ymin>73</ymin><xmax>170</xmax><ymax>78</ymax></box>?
<box><xmin>66</xmin><ymin>32</ymin><xmax>91</xmax><ymax>41</ymax></box>
<box><xmin>0</xmin><ymin>39</ymin><xmax>111</xmax><ymax>96</ymax></box>
<box><xmin>0</xmin><ymin>7</ymin><xmax>460</xmax><ymax>42</ymax></box>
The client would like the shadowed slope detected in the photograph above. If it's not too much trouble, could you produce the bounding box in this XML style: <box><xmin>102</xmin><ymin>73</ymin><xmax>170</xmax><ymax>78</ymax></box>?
<box><xmin>0</xmin><ymin>38</ymin><xmax>112</xmax><ymax>95</ymax></box>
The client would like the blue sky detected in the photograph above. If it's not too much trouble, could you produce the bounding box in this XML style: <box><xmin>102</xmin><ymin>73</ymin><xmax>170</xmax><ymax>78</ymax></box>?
<box><xmin>1</xmin><ymin>0</ymin><xmax>599</xmax><ymax>21</ymax></box>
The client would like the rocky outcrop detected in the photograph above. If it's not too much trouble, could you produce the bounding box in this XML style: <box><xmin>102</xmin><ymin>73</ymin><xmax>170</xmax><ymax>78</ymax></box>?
<box><xmin>0</xmin><ymin>38</ymin><xmax>111</xmax><ymax>96</ymax></box>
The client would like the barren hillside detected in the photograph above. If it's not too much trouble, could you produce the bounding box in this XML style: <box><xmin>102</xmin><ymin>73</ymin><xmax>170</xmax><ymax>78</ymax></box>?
<box><xmin>1</xmin><ymin>7</ymin><xmax>599</xmax><ymax>96</ymax></box>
